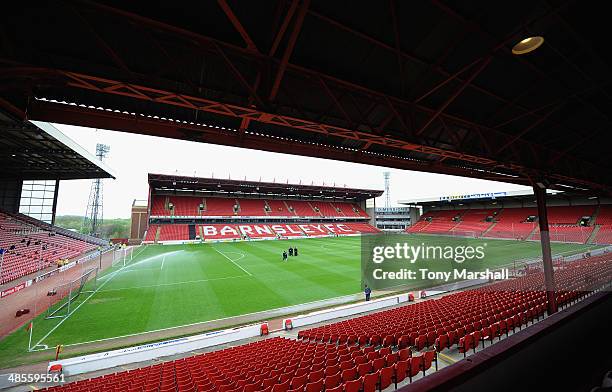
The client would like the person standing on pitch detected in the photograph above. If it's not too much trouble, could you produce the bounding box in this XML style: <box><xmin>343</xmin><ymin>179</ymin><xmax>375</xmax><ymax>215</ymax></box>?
<box><xmin>293</xmin><ymin>246</ymin><xmax>298</xmax><ymax>256</ymax></box>
<box><xmin>288</xmin><ymin>247</ymin><xmax>293</xmax><ymax>257</ymax></box>
<box><xmin>364</xmin><ymin>285</ymin><xmax>372</xmax><ymax>301</ymax></box>
<box><xmin>282</xmin><ymin>250</ymin><xmax>288</xmax><ymax>262</ymax></box>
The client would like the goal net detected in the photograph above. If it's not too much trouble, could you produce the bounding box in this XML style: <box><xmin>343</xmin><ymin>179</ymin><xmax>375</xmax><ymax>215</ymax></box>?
<box><xmin>111</xmin><ymin>245</ymin><xmax>136</xmax><ymax>268</ymax></box>
<box><xmin>45</xmin><ymin>267</ymin><xmax>98</xmax><ymax>319</ymax></box>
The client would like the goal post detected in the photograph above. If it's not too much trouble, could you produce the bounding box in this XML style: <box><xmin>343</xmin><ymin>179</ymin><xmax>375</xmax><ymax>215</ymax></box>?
<box><xmin>111</xmin><ymin>245</ymin><xmax>136</xmax><ymax>268</ymax></box>
<box><xmin>45</xmin><ymin>267</ymin><xmax>98</xmax><ymax>320</ymax></box>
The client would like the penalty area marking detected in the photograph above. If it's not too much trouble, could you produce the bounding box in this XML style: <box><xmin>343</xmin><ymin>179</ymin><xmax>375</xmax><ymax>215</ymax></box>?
<box><xmin>97</xmin><ymin>275</ymin><xmax>247</xmax><ymax>293</ymax></box>
<box><xmin>30</xmin><ymin>245</ymin><xmax>151</xmax><ymax>350</ymax></box>
<box><xmin>212</xmin><ymin>247</ymin><xmax>252</xmax><ymax>276</ymax></box>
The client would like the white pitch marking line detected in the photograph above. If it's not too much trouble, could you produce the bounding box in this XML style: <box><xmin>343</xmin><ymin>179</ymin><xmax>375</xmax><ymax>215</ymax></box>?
<box><xmin>161</xmin><ymin>255</ymin><xmax>166</xmax><ymax>270</ymax></box>
<box><xmin>32</xmin><ymin>245</ymin><xmax>151</xmax><ymax>349</ymax></box>
<box><xmin>98</xmin><ymin>275</ymin><xmax>246</xmax><ymax>293</ymax></box>
<box><xmin>212</xmin><ymin>246</ymin><xmax>252</xmax><ymax>276</ymax></box>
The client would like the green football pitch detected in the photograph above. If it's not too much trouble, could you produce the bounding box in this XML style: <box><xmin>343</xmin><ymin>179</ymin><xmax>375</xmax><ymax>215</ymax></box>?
<box><xmin>0</xmin><ymin>234</ymin><xmax>600</xmax><ymax>368</ymax></box>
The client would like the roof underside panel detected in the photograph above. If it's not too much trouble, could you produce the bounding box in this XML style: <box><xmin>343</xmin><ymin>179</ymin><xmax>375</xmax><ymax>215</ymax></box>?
<box><xmin>0</xmin><ymin>0</ymin><xmax>610</xmax><ymax>193</ymax></box>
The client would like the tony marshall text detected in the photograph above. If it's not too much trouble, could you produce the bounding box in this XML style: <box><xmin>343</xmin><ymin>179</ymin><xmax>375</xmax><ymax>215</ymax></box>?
<box><xmin>372</xmin><ymin>268</ymin><xmax>510</xmax><ymax>282</ymax></box>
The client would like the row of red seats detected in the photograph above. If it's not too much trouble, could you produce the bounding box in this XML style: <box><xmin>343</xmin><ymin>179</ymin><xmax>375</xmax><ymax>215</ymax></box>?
<box><xmin>594</xmin><ymin>225</ymin><xmax>612</xmax><ymax>245</ymax></box>
<box><xmin>149</xmin><ymin>196</ymin><xmax>368</xmax><ymax>219</ymax></box>
<box><xmin>299</xmin><ymin>255</ymin><xmax>612</xmax><ymax>354</ymax></box>
<box><xmin>43</xmin><ymin>337</ymin><xmax>437</xmax><ymax>392</ymax></box>
<box><xmin>531</xmin><ymin>225</ymin><xmax>594</xmax><ymax>243</ymax></box>
<box><xmin>158</xmin><ymin>225</ymin><xmax>189</xmax><ymax>241</ymax></box>
<box><xmin>0</xmin><ymin>212</ymin><xmax>99</xmax><ymax>284</ymax></box>
<box><xmin>407</xmin><ymin>205</ymin><xmax>612</xmax><ymax>243</ymax></box>
<box><xmin>42</xmin><ymin>254</ymin><xmax>611</xmax><ymax>392</ymax></box>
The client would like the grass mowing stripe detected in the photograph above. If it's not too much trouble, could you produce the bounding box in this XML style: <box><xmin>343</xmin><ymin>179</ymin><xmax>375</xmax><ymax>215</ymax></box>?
<box><xmin>212</xmin><ymin>246</ymin><xmax>252</xmax><ymax>276</ymax></box>
<box><xmin>31</xmin><ymin>246</ymin><xmax>149</xmax><ymax>350</ymax></box>
<box><xmin>98</xmin><ymin>275</ymin><xmax>247</xmax><ymax>292</ymax></box>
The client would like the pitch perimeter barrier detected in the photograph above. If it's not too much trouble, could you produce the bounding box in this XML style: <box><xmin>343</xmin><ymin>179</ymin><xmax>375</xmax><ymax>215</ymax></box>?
<box><xmin>283</xmin><ymin>293</ymin><xmax>409</xmax><ymax>330</ymax></box>
<box><xmin>47</xmin><ymin>322</ymin><xmax>264</xmax><ymax>376</ymax></box>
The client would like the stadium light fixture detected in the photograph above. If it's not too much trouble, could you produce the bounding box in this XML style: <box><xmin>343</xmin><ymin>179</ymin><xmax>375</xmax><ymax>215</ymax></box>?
<box><xmin>512</xmin><ymin>36</ymin><xmax>544</xmax><ymax>55</ymax></box>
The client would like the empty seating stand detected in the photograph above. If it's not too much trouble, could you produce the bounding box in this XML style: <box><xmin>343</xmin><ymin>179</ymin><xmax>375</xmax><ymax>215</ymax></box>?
<box><xmin>158</xmin><ymin>225</ymin><xmax>189</xmax><ymax>241</ymax></box>
<box><xmin>148</xmin><ymin>222</ymin><xmax>380</xmax><ymax>242</ymax></box>
<box><xmin>149</xmin><ymin>195</ymin><xmax>369</xmax><ymax>219</ymax></box>
<box><xmin>0</xmin><ymin>212</ymin><xmax>100</xmax><ymax>284</ymax></box>
<box><xmin>42</xmin><ymin>253</ymin><xmax>612</xmax><ymax>392</ymax></box>
<box><xmin>407</xmin><ymin>206</ymin><xmax>602</xmax><ymax>244</ymax></box>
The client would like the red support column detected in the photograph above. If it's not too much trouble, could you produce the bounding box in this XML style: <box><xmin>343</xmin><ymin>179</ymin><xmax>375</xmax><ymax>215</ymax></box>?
<box><xmin>533</xmin><ymin>184</ymin><xmax>558</xmax><ymax>315</ymax></box>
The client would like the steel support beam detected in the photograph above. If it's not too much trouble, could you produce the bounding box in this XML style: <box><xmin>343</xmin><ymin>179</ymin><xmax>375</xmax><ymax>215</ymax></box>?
<box><xmin>415</xmin><ymin>56</ymin><xmax>492</xmax><ymax>136</ymax></box>
<box><xmin>217</xmin><ymin>0</ymin><xmax>259</xmax><ymax>52</ymax></box>
<box><xmin>533</xmin><ymin>184</ymin><xmax>558</xmax><ymax>315</ymax></box>
<box><xmin>269</xmin><ymin>0</ymin><xmax>309</xmax><ymax>101</ymax></box>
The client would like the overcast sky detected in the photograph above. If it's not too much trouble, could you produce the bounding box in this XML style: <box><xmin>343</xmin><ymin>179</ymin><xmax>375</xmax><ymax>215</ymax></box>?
<box><xmin>53</xmin><ymin>124</ymin><xmax>530</xmax><ymax>219</ymax></box>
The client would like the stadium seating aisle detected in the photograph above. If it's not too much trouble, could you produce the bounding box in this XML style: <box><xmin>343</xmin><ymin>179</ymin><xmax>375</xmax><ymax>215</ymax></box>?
<box><xmin>332</xmin><ymin>202</ymin><xmax>369</xmax><ymax>218</ymax></box>
<box><xmin>170</xmin><ymin>196</ymin><xmax>203</xmax><ymax>217</ymax></box>
<box><xmin>41</xmin><ymin>253</ymin><xmax>612</xmax><ymax>392</ymax></box>
<box><xmin>144</xmin><ymin>225</ymin><xmax>159</xmax><ymax>242</ymax></box>
<box><xmin>238</xmin><ymin>199</ymin><xmax>267</xmax><ymax>216</ymax></box>
<box><xmin>265</xmin><ymin>200</ymin><xmax>294</xmax><ymax>216</ymax></box>
<box><xmin>0</xmin><ymin>212</ymin><xmax>100</xmax><ymax>284</ymax></box>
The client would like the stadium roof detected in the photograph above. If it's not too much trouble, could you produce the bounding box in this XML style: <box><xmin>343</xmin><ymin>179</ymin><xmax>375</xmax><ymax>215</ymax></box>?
<box><xmin>397</xmin><ymin>189</ymin><xmax>611</xmax><ymax>207</ymax></box>
<box><xmin>148</xmin><ymin>173</ymin><xmax>383</xmax><ymax>200</ymax></box>
<box><xmin>0</xmin><ymin>115</ymin><xmax>115</xmax><ymax>180</ymax></box>
<box><xmin>1</xmin><ymin>1</ymin><xmax>611</xmax><ymax>193</ymax></box>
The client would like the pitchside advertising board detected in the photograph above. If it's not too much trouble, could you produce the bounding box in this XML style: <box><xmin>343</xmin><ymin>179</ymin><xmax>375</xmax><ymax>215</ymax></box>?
<box><xmin>201</xmin><ymin>223</ymin><xmax>358</xmax><ymax>237</ymax></box>
<box><xmin>360</xmin><ymin>234</ymin><xmax>509</xmax><ymax>291</ymax></box>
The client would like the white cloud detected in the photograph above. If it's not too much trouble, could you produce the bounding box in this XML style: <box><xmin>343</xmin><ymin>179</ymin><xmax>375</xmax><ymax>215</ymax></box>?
<box><xmin>53</xmin><ymin>124</ymin><xmax>530</xmax><ymax>219</ymax></box>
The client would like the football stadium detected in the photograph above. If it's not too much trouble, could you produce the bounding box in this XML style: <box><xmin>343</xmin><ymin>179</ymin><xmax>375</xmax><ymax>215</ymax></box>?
<box><xmin>1</xmin><ymin>2</ymin><xmax>612</xmax><ymax>392</ymax></box>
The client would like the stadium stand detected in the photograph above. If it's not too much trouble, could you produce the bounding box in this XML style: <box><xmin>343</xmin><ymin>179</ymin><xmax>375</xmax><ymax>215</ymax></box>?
<box><xmin>484</xmin><ymin>207</ymin><xmax>538</xmax><ymax>240</ymax></box>
<box><xmin>238</xmin><ymin>224</ymin><xmax>278</xmax><ymax>239</ymax></box>
<box><xmin>169</xmin><ymin>196</ymin><xmax>202</xmax><ymax>217</ymax></box>
<box><xmin>41</xmin><ymin>253</ymin><xmax>612</xmax><ymax>392</ymax></box>
<box><xmin>146</xmin><ymin>222</ymin><xmax>380</xmax><ymax>243</ymax></box>
<box><xmin>158</xmin><ymin>225</ymin><xmax>189</xmax><ymax>242</ymax></box>
<box><xmin>199</xmin><ymin>225</ymin><xmax>242</xmax><ymax>240</ymax></box>
<box><xmin>237</xmin><ymin>199</ymin><xmax>267</xmax><ymax>216</ymax></box>
<box><xmin>270</xmin><ymin>224</ymin><xmax>306</xmax><ymax>237</ymax></box>
<box><xmin>265</xmin><ymin>200</ymin><xmax>295</xmax><ymax>217</ymax></box>
<box><xmin>0</xmin><ymin>211</ymin><xmax>101</xmax><ymax>284</ymax></box>
<box><xmin>594</xmin><ymin>226</ymin><xmax>612</xmax><ymax>245</ymax></box>
<box><xmin>149</xmin><ymin>195</ymin><xmax>368</xmax><ymax>219</ymax></box>
<box><xmin>288</xmin><ymin>201</ymin><xmax>319</xmax><ymax>217</ymax></box>
<box><xmin>311</xmin><ymin>202</ymin><xmax>340</xmax><ymax>218</ymax></box>
<box><xmin>144</xmin><ymin>224</ymin><xmax>159</xmax><ymax>242</ymax></box>
<box><xmin>151</xmin><ymin>195</ymin><xmax>168</xmax><ymax>216</ymax></box>
<box><xmin>532</xmin><ymin>225</ymin><xmax>594</xmax><ymax>243</ymax></box>
<box><xmin>332</xmin><ymin>202</ymin><xmax>369</xmax><ymax>218</ymax></box>
<box><xmin>144</xmin><ymin>176</ymin><xmax>379</xmax><ymax>244</ymax></box>
<box><xmin>407</xmin><ymin>206</ymin><xmax>608</xmax><ymax>243</ymax></box>
<box><xmin>596</xmin><ymin>206</ymin><xmax>612</xmax><ymax>225</ymax></box>
<box><xmin>202</xmin><ymin>198</ymin><xmax>237</xmax><ymax>217</ymax></box>
<box><xmin>298</xmin><ymin>254</ymin><xmax>612</xmax><ymax>348</ymax></box>
<box><xmin>546</xmin><ymin>206</ymin><xmax>595</xmax><ymax>224</ymax></box>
